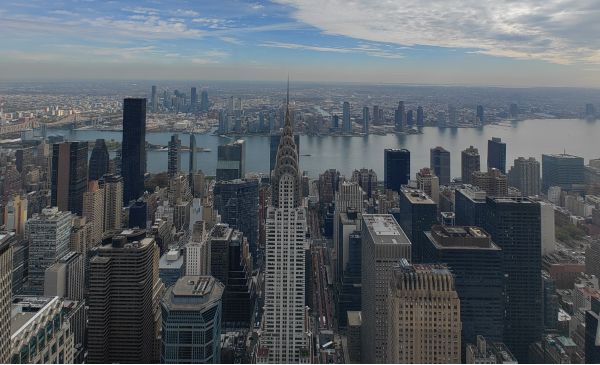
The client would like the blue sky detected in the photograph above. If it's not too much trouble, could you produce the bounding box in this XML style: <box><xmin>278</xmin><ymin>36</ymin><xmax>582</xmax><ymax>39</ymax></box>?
<box><xmin>1</xmin><ymin>0</ymin><xmax>599</xmax><ymax>86</ymax></box>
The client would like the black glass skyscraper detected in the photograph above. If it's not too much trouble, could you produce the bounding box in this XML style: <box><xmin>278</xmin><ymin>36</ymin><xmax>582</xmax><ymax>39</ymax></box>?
<box><xmin>190</xmin><ymin>87</ymin><xmax>198</xmax><ymax>111</ymax></box>
<box><xmin>483</xmin><ymin>196</ymin><xmax>542</xmax><ymax>362</ymax></box>
<box><xmin>487</xmin><ymin>137</ymin><xmax>506</xmax><ymax>173</ymax></box>
<box><xmin>128</xmin><ymin>200</ymin><xmax>147</xmax><ymax>229</ymax></box>
<box><xmin>121</xmin><ymin>98</ymin><xmax>146</xmax><ymax>205</ymax></box>
<box><xmin>216</xmin><ymin>140</ymin><xmax>245</xmax><ymax>181</ymax></box>
<box><xmin>384</xmin><ymin>148</ymin><xmax>410</xmax><ymax>192</ymax></box>
<box><xmin>51</xmin><ymin>141</ymin><xmax>88</xmax><ymax>215</ymax></box>
<box><xmin>430</xmin><ymin>146</ymin><xmax>451</xmax><ymax>185</ymax></box>
<box><xmin>88</xmin><ymin>139</ymin><xmax>109</xmax><ymax>181</ymax></box>
<box><xmin>395</xmin><ymin>188</ymin><xmax>437</xmax><ymax>262</ymax></box>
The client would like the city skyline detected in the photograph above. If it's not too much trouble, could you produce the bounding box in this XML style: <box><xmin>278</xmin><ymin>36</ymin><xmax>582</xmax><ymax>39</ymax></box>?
<box><xmin>1</xmin><ymin>0</ymin><xmax>600</xmax><ymax>87</ymax></box>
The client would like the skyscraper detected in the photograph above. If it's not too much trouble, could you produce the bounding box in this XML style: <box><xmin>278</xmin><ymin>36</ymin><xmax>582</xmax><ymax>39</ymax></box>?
<box><xmin>269</xmin><ymin>134</ymin><xmax>299</xmax><ymax>174</ymax></box>
<box><xmin>430</xmin><ymin>146</ymin><xmax>451</xmax><ymax>185</ymax></box>
<box><xmin>151</xmin><ymin>85</ymin><xmax>158</xmax><ymax>112</ymax></box>
<box><xmin>361</xmin><ymin>214</ymin><xmax>412</xmax><ymax>363</ymax></box>
<box><xmin>542</xmin><ymin>153</ymin><xmax>585</xmax><ymax>192</ymax></box>
<box><xmin>121</xmin><ymin>98</ymin><xmax>146</xmax><ymax>205</ymax></box>
<box><xmin>416</xmin><ymin>105</ymin><xmax>424</xmax><ymax>127</ymax></box>
<box><xmin>472</xmin><ymin>168</ymin><xmax>508</xmax><ymax>196</ymax></box>
<box><xmin>200</xmin><ymin>89</ymin><xmax>209</xmax><ymax>112</ymax></box>
<box><xmin>99</xmin><ymin>174</ymin><xmax>123</xmax><ymax>231</ymax></box>
<box><xmin>483</xmin><ymin>196</ymin><xmax>542</xmax><ymax>362</ymax></box>
<box><xmin>448</xmin><ymin>104</ymin><xmax>458</xmax><ymax>125</ymax></box>
<box><xmin>394</xmin><ymin>100</ymin><xmax>405</xmax><ymax>131</ymax></box>
<box><xmin>161</xmin><ymin>276</ymin><xmax>224</xmax><ymax>364</ymax></box>
<box><xmin>51</xmin><ymin>141</ymin><xmax>88</xmax><ymax>215</ymax></box>
<box><xmin>89</xmin><ymin>139</ymin><xmax>109</xmax><ymax>180</ymax></box>
<box><xmin>386</xmin><ymin>261</ymin><xmax>461</xmax><ymax>364</ymax></box>
<box><xmin>487</xmin><ymin>137</ymin><xmax>506</xmax><ymax>173</ymax></box>
<box><xmin>213</xmin><ymin>178</ymin><xmax>259</xmax><ymax>257</ymax></box>
<box><xmin>384</xmin><ymin>148</ymin><xmax>410</xmax><ymax>192</ymax></box>
<box><xmin>351</xmin><ymin>168</ymin><xmax>377</xmax><ymax>199</ymax></box>
<box><xmin>461</xmin><ymin>146</ymin><xmax>481</xmax><ymax>184</ymax></box>
<box><xmin>259</xmin><ymin>90</ymin><xmax>310</xmax><ymax>363</ymax></box>
<box><xmin>88</xmin><ymin>236</ymin><xmax>164</xmax><ymax>363</ymax></box>
<box><xmin>586</xmin><ymin>297</ymin><xmax>600</xmax><ymax>363</ymax></box>
<box><xmin>342</xmin><ymin>101</ymin><xmax>351</xmax><ymax>133</ymax></box>
<box><xmin>476</xmin><ymin>105</ymin><xmax>484</xmax><ymax>123</ymax></box>
<box><xmin>508</xmin><ymin>157</ymin><xmax>541</xmax><ymax>196</ymax></box>
<box><xmin>25</xmin><ymin>207</ymin><xmax>73</xmax><ymax>294</ymax></box>
<box><xmin>397</xmin><ymin>188</ymin><xmax>438</xmax><ymax>263</ymax></box>
<box><xmin>189</xmin><ymin>133</ymin><xmax>196</xmax><ymax>194</ymax></box>
<box><xmin>0</xmin><ymin>233</ymin><xmax>12</xmax><ymax>364</ymax></box>
<box><xmin>190</xmin><ymin>87</ymin><xmax>198</xmax><ymax>111</ymax></box>
<box><xmin>83</xmin><ymin>180</ymin><xmax>105</xmax><ymax>245</ymax></box>
<box><xmin>454</xmin><ymin>186</ymin><xmax>487</xmax><ymax>227</ymax></box>
<box><xmin>216</xmin><ymin>139</ymin><xmax>245</xmax><ymax>181</ymax></box>
<box><xmin>167</xmin><ymin>134</ymin><xmax>181</xmax><ymax>178</ymax></box>
<box><xmin>416</xmin><ymin>167</ymin><xmax>440</xmax><ymax>202</ymax></box>
<box><xmin>362</xmin><ymin>106</ymin><xmax>369</xmax><ymax>134</ymax></box>
<box><xmin>423</xmin><ymin>225</ymin><xmax>504</xmax><ymax>353</ymax></box>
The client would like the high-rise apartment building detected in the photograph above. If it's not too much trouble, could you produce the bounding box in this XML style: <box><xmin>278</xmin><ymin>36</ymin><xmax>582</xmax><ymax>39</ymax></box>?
<box><xmin>508</xmin><ymin>157</ymin><xmax>541</xmax><ymax>196</ymax></box>
<box><xmin>362</xmin><ymin>106</ymin><xmax>369</xmax><ymax>134</ymax></box>
<box><xmin>190</xmin><ymin>87</ymin><xmax>198</xmax><ymax>110</ymax></box>
<box><xmin>416</xmin><ymin>167</ymin><xmax>440</xmax><ymax>203</ymax></box>
<box><xmin>216</xmin><ymin>139</ymin><xmax>245</xmax><ymax>181</ymax></box>
<box><xmin>87</xmin><ymin>236</ymin><xmax>164</xmax><ymax>363</ymax></box>
<box><xmin>121</xmin><ymin>98</ymin><xmax>147</xmax><ymax>204</ymax></box>
<box><xmin>0</xmin><ymin>234</ymin><xmax>13</xmax><ymax>363</ymax></box>
<box><xmin>83</xmin><ymin>180</ymin><xmax>105</xmax><ymax>245</ymax></box>
<box><xmin>476</xmin><ymin>105</ymin><xmax>484</xmax><ymax>123</ymax></box>
<box><xmin>167</xmin><ymin>134</ymin><xmax>181</xmax><ymax>178</ymax></box>
<box><xmin>161</xmin><ymin>276</ymin><xmax>224</xmax><ymax>364</ymax></box>
<box><xmin>99</xmin><ymin>173</ymin><xmax>123</xmax><ymax>231</ymax></box>
<box><xmin>361</xmin><ymin>214</ymin><xmax>412</xmax><ymax>363</ymax></box>
<box><xmin>259</xmin><ymin>97</ymin><xmax>310</xmax><ymax>363</ymax></box>
<box><xmin>51</xmin><ymin>141</ymin><xmax>88</xmax><ymax>215</ymax></box>
<box><xmin>487</xmin><ymin>137</ymin><xmax>506</xmax><ymax>173</ymax></box>
<box><xmin>542</xmin><ymin>153</ymin><xmax>585</xmax><ymax>192</ymax></box>
<box><xmin>384</xmin><ymin>148</ymin><xmax>410</xmax><ymax>192</ymax></box>
<box><xmin>484</xmin><ymin>196</ymin><xmax>542</xmax><ymax>362</ymax></box>
<box><xmin>89</xmin><ymin>139</ymin><xmax>109</xmax><ymax>180</ymax></box>
<box><xmin>430</xmin><ymin>146</ymin><xmax>451</xmax><ymax>185</ymax></box>
<box><xmin>423</xmin><ymin>225</ymin><xmax>504</xmax><ymax>352</ymax></box>
<box><xmin>200</xmin><ymin>89</ymin><xmax>209</xmax><ymax>112</ymax></box>
<box><xmin>394</xmin><ymin>101</ymin><xmax>405</xmax><ymax>131</ymax></box>
<box><xmin>386</xmin><ymin>261</ymin><xmax>461</xmax><ymax>364</ymax></box>
<box><xmin>26</xmin><ymin>207</ymin><xmax>72</xmax><ymax>295</ymax></box>
<box><xmin>472</xmin><ymin>168</ymin><xmax>508</xmax><ymax>196</ymax></box>
<box><xmin>397</xmin><ymin>188</ymin><xmax>437</xmax><ymax>263</ymax></box>
<box><xmin>461</xmin><ymin>146</ymin><xmax>481</xmax><ymax>184</ymax></box>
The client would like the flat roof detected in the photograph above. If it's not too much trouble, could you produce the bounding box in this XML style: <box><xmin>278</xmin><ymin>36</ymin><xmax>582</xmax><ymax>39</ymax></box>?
<box><xmin>401</xmin><ymin>188</ymin><xmax>435</xmax><ymax>204</ymax></box>
<box><xmin>347</xmin><ymin>311</ymin><xmax>362</xmax><ymax>326</ymax></box>
<box><xmin>363</xmin><ymin>214</ymin><xmax>410</xmax><ymax>246</ymax></box>
<box><xmin>11</xmin><ymin>296</ymin><xmax>58</xmax><ymax>336</ymax></box>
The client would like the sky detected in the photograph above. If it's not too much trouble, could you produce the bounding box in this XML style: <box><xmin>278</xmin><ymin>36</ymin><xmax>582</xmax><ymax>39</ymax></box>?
<box><xmin>1</xmin><ymin>0</ymin><xmax>599</xmax><ymax>87</ymax></box>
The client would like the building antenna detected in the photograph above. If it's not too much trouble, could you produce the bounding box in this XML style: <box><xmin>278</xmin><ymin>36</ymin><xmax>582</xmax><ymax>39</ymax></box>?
<box><xmin>286</xmin><ymin>74</ymin><xmax>290</xmax><ymax>108</ymax></box>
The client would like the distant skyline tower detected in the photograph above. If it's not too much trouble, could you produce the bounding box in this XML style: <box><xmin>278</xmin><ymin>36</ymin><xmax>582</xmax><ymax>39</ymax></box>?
<box><xmin>448</xmin><ymin>104</ymin><xmax>457</xmax><ymax>125</ymax></box>
<box><xmin>189</xmin><ymin>133</ymin><xmax>196</xmax><ymax>194</ymax></box>
<box><xmin>416</xmin><ymin>106</ymin><xmax>424</xmax><ymax>127</ymax></box>
<box><xmin>384</xmin><ymin>148</ymin><xmax>410</xmax><ymax>192</ymax></box>
<box><xmin>151</xmin><ymin>85</ymin><xmax>158</xmax><ymax>112</ymax></box>
<box><xmin>51</xmin><ymin>141</ymin><xmax>88</xmax><ymax>215</ymax></box>
<box><xmin>362</xmin><ymin>106</ymin><xmax>369</xmax><ymax>134</ymax></box>
<box><xmin>0</xmin><ymin>233</ymin><xmax>13</xmax><ymax>364</ymax></box>
<box><xmin>167</xmin><ymin>134</ymin><xmax>181</xmax><ymax>178</ymax></box>
<box><xmin>487</xmin><ymin>137</ymin><xmax>507</xmax><ymax>173</ymax></box>
<box><xmin>121</xmin><ymin>98</ymin><xmax>147</xmax><ymax>205</ymax></box>
<box><xmin>200</xmin><ymin>88</ymin><xmax>209</xmax><ymax>112</ymax></box>
<box><xmin>190</xmin><ymin>87</ymin><xmax>198</xmax><ymax>111</ymax></box>
<box><xmin>461</xmin><ymin>145</ymin><xmax>481</xmax><ymax>184</ymax></box>
<box><xmin>373</xmin><ymin>105</ymin><xmax>380</xmax><ymax>124</ymax></box>
<box><xmin>89</xmin><ymin>139</ymin><xmax>109</xmax><ymax>181</ymax></box>
<box><xmin>216</xmin><ymin>139</ymin><xmax>245</xmax><ymax>181</ymax></box>
<box><xmin>394</xmin><ymin>100</ymin><xmax>405</xmax><ymax>131</ymax></box>
<box><xmin>259</xmin><ymin>84</ymin><xmax>310</xmax><ymax>363</ymax></box>
<box><xmin>343</xmin><ymin>101</ymin><xmax>351</xmax><ymax>133</ymax></box>
<box><xmin>430</xmin><ymin>146</ymin><xmax>451</xmax><ymax>185</ymax></box>
<box><xmin>476</xmin><ymin>105</ymin><xmax>484</xmax><ymax>123</ymax></box>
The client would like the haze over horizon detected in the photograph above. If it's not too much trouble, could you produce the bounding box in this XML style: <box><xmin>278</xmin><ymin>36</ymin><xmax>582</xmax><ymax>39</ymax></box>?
<box><xmin>1</xmin><ymin>0</ymin><xmax>600</xmax><ymax>87</ymax></box>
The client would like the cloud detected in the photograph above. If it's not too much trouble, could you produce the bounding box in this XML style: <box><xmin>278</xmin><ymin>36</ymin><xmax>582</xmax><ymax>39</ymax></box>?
<box><xmin>171</xmin><ymin>9</ymin><xmax>200</xmax><ymax>17</ymax></box>
<box><xmin>192</xmin><ymin>17</ymin><xmax>234</xmax><ymax>29</ymax></box>
<box><xmin>274</xmin><ymin>0</ymin><xmax>600</xmax><ymax>64</ymax></box>
<box><xmin>49</xmin><ymin>10</ymin><xmax>78</xmax><ymax>16</ymax></box>
<box><xmin>121</xmin><ymin>6</ymin><xmax>160</xmax><ymax>15</ymax></box>
<box><xmin>260</xmin><ymin>41</ymin><xmax>404</xmax><ymax>58</ymax></box>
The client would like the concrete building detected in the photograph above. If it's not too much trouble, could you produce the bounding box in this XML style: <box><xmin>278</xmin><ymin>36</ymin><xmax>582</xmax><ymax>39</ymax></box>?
<box><xmin>386</xmin><ymin>261</ymin><xmax>461</xmax><ymax>363</ymax></box>
<box><xmin>186</xmin><ymin>221</ymin><xmax>211</xmax><ymax>276</ymax></box>
<box><xmin>416</xmin><ymin>167</ymin><xmax>440</xmax><ymax>203</ymax></box>
<box><xmin>361</xmin><ymin>214</ymin><xmax>412</xmax><ymax>363</ymax></box>
<box><xmin>26</xmin><ymin>207</ymin><xmax>73</xmax><ymax>295</ymax></box>
<box><xmin>87</xmin><ymin>236</ymin><xmax>164</xmax><ymax>363</ymax></box>
<box><xmin>587</xmin><ymin>240</ymin><xmax>600</xmax><ymax>279</ymax></box>
<box><xmin>10</xmin><ymin>296</ymin><xmax>74</xmax><ymax>364</ymax></box>
<box><xmin>351</xmin><ymin>168</ymin><xmax>377</xmax><ymax>199</ymax></box>
<box><xmin>0</xmin><ymin>233</ymin><xmax>13</xmax><ymax>363</ymax></box>
<box><xmin>161</xmin><ymin>276</ymin><xmax>224</xmax><ymax>364</ymax></box>
<box><xmin>461</xmin><ymin>146</ymin><xmax>481</xmax><ymax>184</ymax></box>
<box><xmin>465</xmin><ymin>336</ymin><xmax>518</xmax><ymax>364</ymax></box>
<box><xmin>472</xmin><ymin>168</ymin><xmax>508</xmax><ymax>197</ymax></box>
<box><xmin>4</xmin><ymin>194</ymin><xmax>27</xmax><ymax>236</ymax></box>
<box><xmin>508</xmin><ymin>157</ymin><xmax>540</xmax><ymax>197</ymax></box>
<box><xmin>99</xmin><ymin>174</ymin><xmax>123</xmax><ymax>230</ymax></box>
<box><xmin>82</xmin><ymin>180</ymin><xmax>105</xmax><ymax>245</ymax></box>
<box><xmin>159</xmin><ymin>249</ymin><xmax>185</xmax><ymax>288</ymax></box>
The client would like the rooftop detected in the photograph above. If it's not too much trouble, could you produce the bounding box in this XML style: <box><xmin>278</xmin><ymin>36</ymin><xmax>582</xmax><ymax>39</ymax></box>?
<box><xmin>401</xmin><ymin>188</ymin><xmax>435</xmax><ymax>204</ymax></box>
<box><xmin>164</xmin><ymin>275</ymin><xmax>224</xmax><ymax>311</ymax></box>
<box><xmin>363</xmin><ymin>214</ymin><xmax>410</xmax><ymax>246</ymax></box>
<box><xmin>11</xmin><ymin>296</ymin><xmax>58</xmax><ymax>336</ymax></box>
<box><xmin>347</xmin><ymin>311</ymin><xmax>362</xmax><ymax>327</ymax></box>
<box><xmin>427</xmin><ymin>225</ymin><xmax>500</xmax><ymax>250</ymax></box>
<box><xmin>543</xmin><ymin>153</ymin><xmax>583</xmax><ymax>159</ymax></box>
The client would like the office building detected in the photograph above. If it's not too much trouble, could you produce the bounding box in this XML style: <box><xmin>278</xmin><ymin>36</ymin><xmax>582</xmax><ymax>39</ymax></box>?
<box><xmin>351</xmin><ymin>168</ymin><xmax>377</xmax><ymax>198</ymax></box>
<box><xmin>216</xmin><ymin>139</ymin><xmax>245</xmax><ymax>181</ymax></box>
<box><xmin>448</xmin><ymin>104</ymin><xmax>458</xmax><ymax>125</ymax></box>
<box><xmin>121</xmin><ymin>98</ymin><xmax>147</xmax><ymax>204</ymax></box>
<box><xmin>386</xmin><ymin>261</ymin><xmax>461</xmax><ymax>364</ymax></box>
<box><xmin>88</xmin><ymin>139</ymin><xmax>109</xmax><ymax>181</ymax></box>
<box><xmin>342</xmin><ymin>101</ymin><xmax>351</xmax><ymax>133</ymax></box>
<box><xmin>394</xmin><ymin>101</ymin><xmax>405</xmax><ymax>131</ymax></box>
<box><xmin>200</xmin><ymin>89</ymin><xmax>209</xmax><ymax>112</ymax></box>
<box><xmin>423</xmin><ymin>225</ymin><xmax>504</xmax><ymax>351</ymax></box>
<box><xmin>269</xmin><ymin>133</ymin><xmax>300</xmax><ymax>174</ymax></box>
<box><xmin>347</xmin><ymin>311</ymin><xmax>362</xmax><ymax>362</ymax></box>
<box><xmin>82</xmin><ymin>180</ymin><xmax>105</xmax><ymax>245</ymax></box>
<box><xmin>455</xmin><ymin>186</ymin><xmax>487</xmax><ymax>227</ymax></box>
<box><xmin>508</xmin><ymin>157</ymin><xmax>540</xmax><ymax>196</ymax></box>
<box><xmin>462</xmin><ymin>146</ymin><xmax>481</xmax><ymax>184</ymax></box>
<box><xmin>26</xmin><ymin>207</ymin><xmax>72</xmax><ymax>295</ymax></box>
<box><xmin>190</xmin><ymin>87</ymin><xmax>198</xmax><ymax>110</ymax></box>
<box><xmin>208</xmin><ymin>223</ymin><xmax>255</xmax><ymax>327</ymax></box>
<box><xmin>586</xmin><ymin>297</ymin><xmax>600</xmax><ymax>363</ymax></box>
<box><xmin>509</xmin><ymin>103</ymin><xmax>519</xmax><ymax>118</ymax></box>
<box><xmin>430</xmin><ymin>146</ymin><xmax>451</xmax><ymax>185</ymax></box>
<box><xmin>186</xmin><ymin>221</ymin><xmax>211</xmax><ymax>276</ymax></box>
<box><xmin>542</xmin><ymin>153</ymin><xmax>585</xmax><ymax>192</ymax></box>
<box><xmin>484</xmin><ymin>196</ymin><xmax>542</xmax><ymax>362</ymax></box>
<box><xmin>0</xmin><ymin>234</ymin><xmax>12</xmax><ymax>363</ymax></box>
<box><xmin>10</xmin><ymin>296</ymin><xmax>74</xmax><ymax>364</ymax></box>
<box><xmin>465</xmin><ymin>336</ymin><xmax>517</xmax><ymax>364</ymax></box>
<box><xmin>51</xmin><ymin>141</ymin><xmax>88</xmax><ymax>215</ymax></box>
<box><xmin>416</xmin><ymin>106</ymin><xmax>424</xmax><ymax>127</ymax></box>
<box><xmin>161</xmin><ymin>276</ymin><xmax>224</xmax><ymax>364</ymax></box>
<box><xmin>159</xmin><ymin>249</ymin><xmax>184</xmax><ymax>288</ymax></box>
<box><xmin>129</xmin><ymin>199</ymin><xmax>147</xmax><ymax>229</ymax></box>
<box><xmin>361</xmin><ymin>214</ymin><xmax>412</xmax><ymax>363</ymax></box>
<box><xmin>87</xmin><ymin>236</ymin><xmax>164</xmax><ymax>363</ymax></box>
<box><xmin>337</xmin><ymin>230</ymin><xmax>362</xmax><ymax>328</ymax></box>
<box><xmin>168</xmin><ymin>134</ymin><xmax>181</xmax><ymax>178</ymax></box>
<box><xmin>476</xmin><ymin>105</ymin><xmax>484</xmax><ymax>123</ymax></box>
<box><xmin>397</xmin><ymin>188</ymin><xmax>437</xmax><ymax>263</ymax></box>
<box><xmin>472</xmin><ymin>168</ymin><xmax>508</xmax><ymax>196</ymax></box>
<box><xmin>416</xmin><ymin>167</ymin><xmax>440</xmax><ymax>203</ymax></box>
<box><xmin>189</xmin><ymin>133</ymin><xmax>197</xmax><ymax>194</ymax></box>
<box><xmin>362</xmin><ymin>106</ymin><xmax>369</xmax><ymax>134</ymax></box>
<box><xmin>259</xmin><ymin>97</ymin><xmax>310</xmax><ymax>363</ymax></box>
<box><xmin>150</xmin><ymin>85</ymin><xmax>158</xmax><ymax>112</ymax></box>
<box><xmin>99</xmin><ymin>174</ymin><xmax>123</xmax><ymax>231</ymax></box>
<box><xmin>4</xmin><ymin>194</ymin><xmax>27</xmax><ymax>236</ymax></box>
<box><xmin>213</xmin><ymin>178</ymin><xmax>259</xmax><ymax>257</ymax></box>
<box><xmin>487</xmin><ymin>137</ymin><xmax>506</xmax><ymax>173</ymax></box>
<box><xmin>384</xmin><ymin>148</ymin><xmax>410</xmax><ymax>192</ymax></box>
<box><xmin>587</xmin><ymin>240</ymin><xmax>600</xmax><ymax>279</ymax></box>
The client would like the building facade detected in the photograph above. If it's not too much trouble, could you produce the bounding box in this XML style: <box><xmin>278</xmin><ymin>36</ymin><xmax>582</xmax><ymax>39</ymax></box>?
<box><xmin>51</xmin><ymin>141</ymin><xmax>88</xmax><ymax>215</ymax></box>
<box><xmin>121</xmin><ymin>98</ymin><xmax>147</xmax><ymax>204</ymax></box>
<box><xmin>461</xmin><ymin>146</ymin><xmax>481</xmax><ymax>184</ymax></box>
<box><xmin>384</xmin><ymin>149</ymin><xmax>410</xmax><ymax>192</ymax></box>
